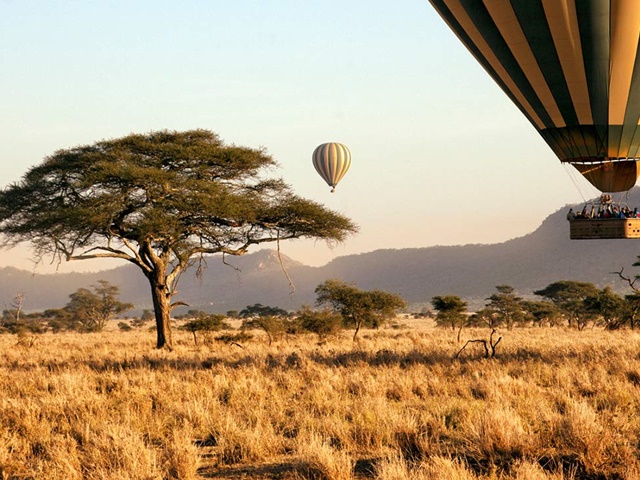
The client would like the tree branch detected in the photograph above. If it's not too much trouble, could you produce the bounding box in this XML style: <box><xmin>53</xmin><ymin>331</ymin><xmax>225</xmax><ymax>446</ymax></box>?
<box><xmin>454</xmin><ymin>339</ymin><xmax>489</xmax><ymax>359</ymax></box>
<box><xmin>613</xmin><ymin>267</ymin><xmax>640</xmax><ymax>293</ymax></box>
<box><xmin>277</xmin><ymin>230</ymin><xmax>295</xmax><ymax>295</ymax></box>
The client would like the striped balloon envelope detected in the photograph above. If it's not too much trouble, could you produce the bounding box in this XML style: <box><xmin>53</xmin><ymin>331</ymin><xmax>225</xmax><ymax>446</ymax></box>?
<box><xmin>429</xmin><ymin>0</ymin><xmax>640</xmax><ymax>192</ymax></box>
<box><xmin>312</xmin><ymin>142</ymin><xmax>351</xmax><ymax>192</ymax></box>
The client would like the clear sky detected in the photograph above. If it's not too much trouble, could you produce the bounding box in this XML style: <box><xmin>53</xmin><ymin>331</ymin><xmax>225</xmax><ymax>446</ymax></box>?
<box><xmin>0</xmin><ymin>0</ymin><xmax>592</xmax><ymax>273</ymax></box>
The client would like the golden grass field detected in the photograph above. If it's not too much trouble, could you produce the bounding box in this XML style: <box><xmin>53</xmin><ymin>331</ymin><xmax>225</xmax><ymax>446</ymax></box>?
<box><xmin>2</xmin><ymin>319</ymin><xmax>640</xmax><ymax>479</ymax></box>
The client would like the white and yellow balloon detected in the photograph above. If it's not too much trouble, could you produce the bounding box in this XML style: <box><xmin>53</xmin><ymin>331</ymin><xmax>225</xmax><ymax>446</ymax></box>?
<box><xmin>312</xmin><ymin>142</ymin><xmax>351</xmax><ymax>192</ymax></box>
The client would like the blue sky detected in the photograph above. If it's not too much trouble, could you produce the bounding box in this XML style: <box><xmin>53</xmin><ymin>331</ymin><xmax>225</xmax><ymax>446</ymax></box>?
<box><xmin>0</xmin><ymin>0</ymin><xmax>588</xmax><ymax>272</ymax></box>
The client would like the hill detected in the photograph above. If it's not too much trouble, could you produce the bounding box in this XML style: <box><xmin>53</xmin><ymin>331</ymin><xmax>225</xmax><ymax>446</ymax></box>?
<box><xmin>4</xmin><ymin>190</ymin><xmax>640</xmax><ymax>313</ymax></box>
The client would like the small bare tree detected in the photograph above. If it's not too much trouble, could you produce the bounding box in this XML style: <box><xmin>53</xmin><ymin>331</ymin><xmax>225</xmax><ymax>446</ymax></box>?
<box><xmin>454</xmin><ymin>329</ymin><xmax>502</xmax><ymax>360</ymax></box>
<box><xmin>10</xmin><ymin>293</ymin><xmax>25</xmax><ymax>322</ymax></box>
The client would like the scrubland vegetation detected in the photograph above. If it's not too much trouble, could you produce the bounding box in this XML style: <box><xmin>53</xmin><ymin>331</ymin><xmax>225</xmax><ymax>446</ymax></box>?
<box><xmin>3</xmin><ymin>322</ymin><xmax>640</xmax><ymax>479</ymax></box>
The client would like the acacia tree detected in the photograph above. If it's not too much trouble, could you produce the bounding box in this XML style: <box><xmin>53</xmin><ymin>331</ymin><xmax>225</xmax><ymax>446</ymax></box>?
<box><xmin>520</xmin><ymin>300</ymin><xmax>561</xmax><ymax>327</ymax></box>
<box><xmin>484</xmin><ymin>285</ymin><xmax>527</xmax><ymax>329</ymax></box>
<box><xmin>615</xmin><ymin>257</ymin><xmax>640</xmax><ymax>329</ymax></box>
<box><xmin>239</xmin><ymin>303</ymin><xmax>289</xmax><ymax>318</ymax></box>
<box><xmin>65</xmin><ymin>280</ymin><xmax>133</xmax><ymax>332</ymax></box>
<box><xmin>179</xmin><ymin>313</ymin><xmax>228</xmax><ymax>346</ymax></box>
<box><xmin>431</xmin><ymin>295</ymin><xmax>467</xmax><ymax>340</ymax></box>
<box><xmin>315</xmin><ymin>279</ymin><xmax>406</xmax><ymax>341</ymax></box>
<box><xmin>533</xmin><ymin>280</ymin><xmax>599</xmax><ymax>329</ymax></box>
<box><xmin>622</xmin><ymin>294</ymin><xmax>640</xmax><ymax>329</ymax></box>
<box><xmin>0</xmin><ymin>130</ymin><xmax>357</xmax><ymax>350</ymax></box>
<box><xmin>583</xmin><ymin>286</ymin><xmax>625</xmax><ymax>329</ymax></box>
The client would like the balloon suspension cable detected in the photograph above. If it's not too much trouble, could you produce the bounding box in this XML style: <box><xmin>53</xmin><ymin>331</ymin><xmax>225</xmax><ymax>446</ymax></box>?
<box><xmin>331</xmin><ymin>186</ymin><xmax>336</xmax><ymax>193</ymax></box>
<box><xmin>562</xmin><ymin>163</ymin><xmax>593</xmax><ymax>204</ymax></box>
<box><xmin>276</xmin><ymin>230</ymin><xmax>295</xmax><ymax>295</ymax></box>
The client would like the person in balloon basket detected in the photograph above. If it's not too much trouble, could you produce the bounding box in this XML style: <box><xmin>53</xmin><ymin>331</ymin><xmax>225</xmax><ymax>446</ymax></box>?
<box><xmin>566</xmin><ymin>208</ymin><xmax>576</xmax><ymax>221</ymax></box>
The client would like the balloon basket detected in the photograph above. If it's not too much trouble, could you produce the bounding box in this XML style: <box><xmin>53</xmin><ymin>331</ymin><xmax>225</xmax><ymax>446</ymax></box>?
<box><xmin>570</xmin><ymin>218</ymin><xmax>640</xmax><ymax>239</ymax></box>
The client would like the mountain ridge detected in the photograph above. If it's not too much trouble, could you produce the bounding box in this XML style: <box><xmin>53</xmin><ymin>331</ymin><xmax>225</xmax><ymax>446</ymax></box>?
<box><xmin>3</xmin><ymin>190</ymin><xmax>640</xmax><ymax>313</ymax></box>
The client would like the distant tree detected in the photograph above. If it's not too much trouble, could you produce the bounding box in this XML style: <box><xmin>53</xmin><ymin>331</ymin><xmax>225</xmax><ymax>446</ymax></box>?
<box><xmin>613</xmin><ymin>257</ymin><xmax>640</xmax><ymax>329</ymax></box>
<box><xmin>0</xmin><ymin>315</ymin><xmax>46</xmax><ymax>335</ymax></box>
<box><xmin>174</xmin><ymin>309</ymin><xmax>208</xmax><ymax>320</ymax></box>
<box><xmin>10</xmin><ymin>293</ymin><xmax>25</xmax><ymax>323</ymax></box>
<box><xmin>534</xmin><ymin>280</ymin><xmax>600</xmax><ymax>329</ymax></box>
<box><xmin>117</xmin><ymin>321</ymin><xmax>133</xmax><ymax>332</ymax></box>
<box><xmin>131</xmin><ymin>309</ymin><xmax>154</xmax><ymax>328</ymax></box>
<box><xmin>583</xmin><ymin>286</ymin><xmax>625</xmax><ymax>329</ymax></box>
<box><xmin>41</xmin><ymin>308</ymin><xmax>75</xmax><ymax>333</ymax></box>
<box><xmin>237</xmin><ymin>304</ymin><xmax>296</xmax><ymax>345</ymax></box>
<box><xmin>0</xmin><ymin>130</ymin><xmax>357</xmax><ymax>350</ymax></box>
<box><xmin>468</xmin><ymin>308</ymin><xmax>502</xmax><ymax>329</ymax></box>
<box><xmin>1</xmin><ymin>310</ymin><xmax>14</xmax><ymax>324</ymax></box>
<box><xmin>226</xmin><ymin>310</ymin><xmax>240</xmax><ymax>319</ymax></box>
<box><xmin>431</xmin><ymin>295</ymin><xmax>467</xmax><ymax>339</ymax></box>
<box><xmin>239</xmin><ymin>303</ymin><xmax>289</xmax><ymax>318</ymax></box>
<box><xmin>214</xmin><ymin>331</ymin><xmax>253</xmax><ymax>347</ymax></box>
<box><xmin>484</xmin><ymin>285</ymin><xmax>527</xmax><ymax>329</ymax></box>
<box><xmin>412</xmin><ymin>307</ymin><xmax>434</xmax><ymax>319</ymax></box>
<box><xmin>315</xmin><ymin>279</ymin><xmax>406</xmax><ymax>341</ymax></box>
<box><xmin>296</xmin><ymin>306</ymin><xmax>343</xmax><ymax>339</ymax></box>
<box><xmin>241</xmin><ymin>315</ymin><xmax>293</xmax><ymax>346</ymax></box>
<box><xmin>622</xmin><ymin>293</ymin><xmax>640</xmax><ymax>330</ymax></box>
<box><xmin>179</xmin><ymin>313</ymin><xmax>229</xmax><ymax>346</ymax></box>
<box><xmin>521</xmin><ymin>300</ymin><xmax>561</xmax><ymax>327</ymax></box>
<box><xmin>65</xmin><ymin>280</ymin><xmax>133</xmax><ymax>332</ymax></box>
<box><xmin>1</xmin><ymin>293</ymin><xmax>25</xmax><ymax>326</ymax></box>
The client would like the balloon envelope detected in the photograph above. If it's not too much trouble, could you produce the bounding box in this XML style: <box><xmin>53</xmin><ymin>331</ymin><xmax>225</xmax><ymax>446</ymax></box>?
<box><xmin>429</xmin><ymin>0</ymin><xmax>640</xmax><ymax>192</ymax></box>
<box><xmin>312</xmin><ymin>142</ymin><xmax>351</xmax><ymax>192</ymax></box>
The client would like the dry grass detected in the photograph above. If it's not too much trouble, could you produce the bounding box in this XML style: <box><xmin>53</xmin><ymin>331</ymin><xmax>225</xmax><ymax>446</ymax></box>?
<box><xmin>1</xmin><ymin>323</ymin><xmax>640</xmax><ymax>479</ymax></box>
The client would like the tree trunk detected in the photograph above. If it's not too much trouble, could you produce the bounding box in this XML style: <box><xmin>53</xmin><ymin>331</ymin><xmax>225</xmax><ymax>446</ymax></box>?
<box><xmin>353</xmin><ymin>317</ymin><xmax>361</xmax><ymax>342</ymax></box>
<box><xmin>149</xmin><ymin>276</ymin><xmax>173</xmax><ymax>351</ymax></box>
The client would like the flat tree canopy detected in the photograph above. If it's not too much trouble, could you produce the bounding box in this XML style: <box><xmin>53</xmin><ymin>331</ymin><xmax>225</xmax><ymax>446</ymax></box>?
<box><xmin>431</xmin><ymin>295</ymin><xmax>467</xmax><ymax>330</ymax></box>
<box><xmin>534</xmin><ymin>280</ymin><xmax>599</xmax><ymax>328</ymax></box>
<box><xmin>315</xmin><ymin>279</ymin><xmax>406</xmax><ymax>341</ymax></box>
<box><xmin>0</xmin><ymin>130</ymin><xmax>358</xmax><ymax>349</ymax></box>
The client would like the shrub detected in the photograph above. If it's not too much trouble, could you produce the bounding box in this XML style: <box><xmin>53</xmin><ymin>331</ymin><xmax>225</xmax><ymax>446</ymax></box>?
<box><xmin>241</xmin><ymin>315</ymin><xmax>288</xmax><ymax>346</ymax></box>
<box><xmin>296</xmin><ymin>307</ymin><xmax>343</xmax><ymax>339</ymax></box>
<box><xmin>131</xmin><ymin>317</ymin><xmax>149</xmax><ymax>328</ymax></box>
<box><xmin>2</xmin><ymin>320</ymin><xmax>46</xmax><ymax>335</ymax></box>
<box><xmin>215</xmin><ymin>331</ymin><xmax>253</xmax><ymax>345</ymax></box>
<box><xmin>117</xmin><ymin>321</ymin><xmax>133</xmax><ymax>332</ymax></box>
<box><xmin>180</xmin><ymin>314</ymin><xmax>230</xmax><ymax>346</ymax></box>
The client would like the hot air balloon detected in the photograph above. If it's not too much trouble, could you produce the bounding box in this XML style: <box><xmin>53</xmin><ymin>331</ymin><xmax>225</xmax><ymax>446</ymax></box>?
<box><xmin>429</xmin><ymin>0</ymin><xmax>640</xmax><ymax>238</ymax></box>
<box><xmin>312</xmin><ymin>142</ymin><xmax>351</xmax><ymax>192</ymax></box>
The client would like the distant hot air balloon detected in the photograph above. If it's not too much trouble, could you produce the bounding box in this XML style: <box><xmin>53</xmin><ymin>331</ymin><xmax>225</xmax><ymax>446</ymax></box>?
<box><xmin>428</xmin><ymin>0</ymin><xmax>640</xmax><ymax>193</ymax></box>
<box><xmin>312</xmin><ymin>142</ymin><xmax>351</xmax><ymax>192</ymax></box>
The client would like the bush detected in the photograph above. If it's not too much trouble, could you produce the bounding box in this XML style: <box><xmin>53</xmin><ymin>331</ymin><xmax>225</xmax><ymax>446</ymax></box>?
<box><xmin>47</xmin><ymin>319</ymin><xmax>68</xmax><ymax>334</ymax></box>
<box><xmin>241</xmin><ymin>315</ymin><xmax>289</xmax><ymax>346</ymax></box>
<box><xmin>131</xmin><ymin>317</ymin><xmax>150</xmax><ymax>328</ymax></box>
<box><xmin>118</xmin><ymin>321</ymin><xmax>133</xmax><ymax>332</ymax></box>
<box><xmin>215</xmin><ymin>331</ymin><xmax>253</xmax><ymax>345</ymax></box>
<box><xmin>296</xmin><ymin>307</ymin><xmax>343</xmax><ymax>339</ymax></box>
<box><xmin>180</xmin><ymin>314</ymin><xmax>230</xmax><ymax>346</ymax></box>
<box><xmin>1</xmin><ymin>320</ymin><xmax>46</xmax><ymax>335</ymax></box>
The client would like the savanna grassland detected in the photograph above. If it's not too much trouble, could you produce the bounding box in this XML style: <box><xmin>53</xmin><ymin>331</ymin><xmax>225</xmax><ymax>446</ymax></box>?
<box><xmin>3</xmin><ymin>321</ymin><xmax>640</xmax><ymax>480</ymax></box>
